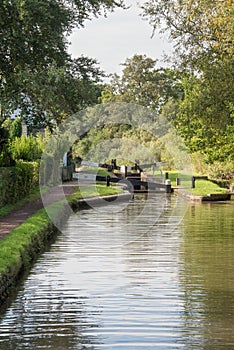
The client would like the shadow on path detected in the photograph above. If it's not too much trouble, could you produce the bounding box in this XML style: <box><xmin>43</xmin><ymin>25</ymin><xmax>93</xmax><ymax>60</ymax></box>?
<box><xmin>0</xmin><ymin>183</ymin><xmax>76</xmax><ymax>239</ymax></box>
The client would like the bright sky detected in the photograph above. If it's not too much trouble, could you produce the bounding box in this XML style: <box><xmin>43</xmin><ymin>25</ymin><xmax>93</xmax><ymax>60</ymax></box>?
<box><xmin>68</xmin><ymin>0</ymin><xmax>172</xmax><ymax>76</ymax></box>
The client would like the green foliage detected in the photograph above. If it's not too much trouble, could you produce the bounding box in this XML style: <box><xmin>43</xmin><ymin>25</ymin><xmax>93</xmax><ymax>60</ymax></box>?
<box><xmin>2</xmin><ymin>117</ymin><xmax>23</xmax><ymax>140</ymax></box>
<box><xmin>142</xmin><ymin>0</ymin><xmax>233</xmax><ymax>69</ymax></box>
<box><xmin>9</xmin><ymin>135</ymin><xmax>44</xmax><ymax>161</ymax></box>
<box><xmin>9</xmin><ymin>118</ymin><xmax>22</xmax><ymax>139</ymax></box>
<box><xmin>101</xmin><ymin>54</ymin><xmax>183</xmax><ymax>110</ymax></box>
<box><xmin>73</xmin><ymin>123</ymin><xmax>164</xmax><ymax>165</ymax></box>
<box><xmin>0</xmin><ymin>187</ymin><xmax>41</xmax><ymax>218</ymax></box>
<box><xmin>175</xmin><ymin>74</ymin><xmax>234</xmax><ymax>163</ymax></box>
<box><xmin>206</xmin><ymin>161</ymin><xmax>234</xmax><ymax>181</ymax></box>
<box><xmin>0</xmin><ymin>0</ymin><xmax>124</xmax><ymax>78</ymax></box>
<box><xmin>0</xmin><ymin>161</ymin><xmax>39</xmax><ymax>205</ymax></box>
<box><xmin>0</xmin><ymin>127</ymin><xmax>15</xmax><ymax>167</ymax></box>
<box><xmin>0</xmin><ymin>0</ymin><xmax>124</xmax><ymax>128</ymax></box>
<box><xmin>18</xmin><ymin>58</ymin><xmax>105</xmax><ymax>131</ymax></box>
<box><xmin>142</xmin><ymin>0</ymin><xmax>234</xmax><ymax>169</ymax></box>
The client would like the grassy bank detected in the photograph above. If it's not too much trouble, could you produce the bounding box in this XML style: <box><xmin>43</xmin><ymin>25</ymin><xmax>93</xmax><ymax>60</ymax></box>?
<box><xmin>0</xmin><ymin>184</ymin><xmax>123</xmax><ymax>275</ymax></box>
<box><xmin>78</xmin><ymin>167</ymin><xmax>111</xmax><ymax>177</ymax></box>
<box><xmin>0</xmin><ymin>183</ymin><xmax>127</xmax><ymax>304</ymax></box>
<box><xmin>0</xmin><ymin>181</ymin><xmax>122</xmax><ymax>219</ymax></box>
<box><xmin>189</xmin><ymin>180</ymin><xmax>227</xmax><ymax>196</ymax></box>
<box><xmin>166</xmin><ymin>171</ymin><xmax>228</xmax><ymax>196</ymax></box>
<box><xmin>69</xmin><ymin>183</ymin><xmax>123</xmax><ymax>200</ymax></box>
<box><xmin>0</xmin><ymin>186</ymin><xmax>41</xmax><ymax>218</ymax></box>
<box><xmin>0</xmin><ymin>208</ymin><xmax>50</xmax><ymax>275</ymax></box>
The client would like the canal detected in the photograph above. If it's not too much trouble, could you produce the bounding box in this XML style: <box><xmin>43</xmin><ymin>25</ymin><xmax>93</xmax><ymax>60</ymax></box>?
<box><xmin>0</xmin><ymin>194</ymin><xmax>233</xmax><ymax>349</ymax></box>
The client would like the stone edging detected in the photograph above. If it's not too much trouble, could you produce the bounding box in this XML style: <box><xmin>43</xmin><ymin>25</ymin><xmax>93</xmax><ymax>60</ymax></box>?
<box><xmin>174</xmin><ymin>189</ymin><xmax>232</xmax><ymax>202</ymax></box>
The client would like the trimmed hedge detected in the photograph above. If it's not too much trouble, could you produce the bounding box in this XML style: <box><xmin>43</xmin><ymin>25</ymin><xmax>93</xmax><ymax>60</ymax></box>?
<box><xmin>0</xmin><ymin>161</ymin><xmax>39</xmax><ymax>206</ymax></box>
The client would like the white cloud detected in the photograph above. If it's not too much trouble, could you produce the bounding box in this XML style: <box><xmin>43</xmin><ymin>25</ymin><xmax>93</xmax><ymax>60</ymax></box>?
<box><xmin>68</xmin><ymin>1</ymin><xmax>172</xmax><ymax>75</ymax></box>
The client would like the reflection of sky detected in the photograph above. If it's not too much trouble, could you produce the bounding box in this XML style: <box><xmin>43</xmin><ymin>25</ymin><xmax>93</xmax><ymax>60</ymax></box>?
<box><xmin>1</xmin><ymin>200</ymin><xmax>234</xmax><ymax>349</ymax></box>
<box><xmin>0</xmin><ymin>195</ymin><xmax>186</xmax><ymax>349</ymax></box>
<box><xmin>68</xmin><ymin>0</ymin><xmax>172</xmax><ymax>76</ymax></box>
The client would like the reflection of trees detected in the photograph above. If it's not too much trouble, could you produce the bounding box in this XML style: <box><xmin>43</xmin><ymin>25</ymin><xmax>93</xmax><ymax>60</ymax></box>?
<box><xmin>180</xmin><ymin>203</ymin><xmax>234</xmax><ymax>349</ymax></box>
<box><xmin>0</xmin><ymin>276</ymin><xmax>102</xmax><ymax>349</ymax></box>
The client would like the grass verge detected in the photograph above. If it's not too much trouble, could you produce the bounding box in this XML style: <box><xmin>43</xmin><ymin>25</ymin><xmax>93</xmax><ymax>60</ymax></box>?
<box><xmin>0</xmin><ymin>184</ymin><xmax>123</xmax><ymax>276</ymax></box>
<box><xmin>78</xmin><ymin>167</ymin><xmax>111</xmax><ymax>177</ymax></box>
<box><xmin>187</xmin><ymin>180</ymin><xmax>227</xmax><ymax>196</ymax></box>
<box><xmin>0</xmin><ymin>186</ymin><xmax>41</xmax><ymax>218</ymax></box>
<box><xmin>69</xmin><ymin>183</ymin><xmax>123</xmax><ymax>201</ymax></box>
<box><xmin>0</xmin><ymin>208</ymin><xmax>50</xmax><ymax>275</ymax></box>
<box><xmin>166</xmin><ymin>171</ymin><xmax>227</xmax><ymax>196</ymax></box>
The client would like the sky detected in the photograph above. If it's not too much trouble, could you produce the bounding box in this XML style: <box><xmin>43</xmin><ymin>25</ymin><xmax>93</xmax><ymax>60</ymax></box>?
<box><xmin>68</xmin><ymin>0</ymin><xmax>172</xmax><ymax>76</ymax></box>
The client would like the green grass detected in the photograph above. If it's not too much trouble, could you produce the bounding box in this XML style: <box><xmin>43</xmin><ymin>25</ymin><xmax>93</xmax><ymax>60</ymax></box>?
<box><xmin>0</xmin><ymin>186</ymin><xmax>41</xmax><ymax>218</ymax></box>
<box><xmin>189</xmin><ymin>180</ymin><xmax>227</xmax><ymax>196</ymax></box>
<box><xmin>0</xmin><ymin>184</ymin><xmax>124</xmax><ymax>275</ymax></box>
<box><xmin>0</xmin><ymin>208</ymin><xmax>50</xmax><ymax>274</ymax></box>
<box><xmin>68</xmin><ymin>184</ymin><xmax>123</xmax><ymax>201</ymax></box>
<box><xmin>79</xmin><ymin>167</ymin><xmax>111</xmax><ymax>177</ymax></box>
<box><xmin>165</xmin><ymin>171</ymin><xmax>227</xmax><ymax>196</ymax></box>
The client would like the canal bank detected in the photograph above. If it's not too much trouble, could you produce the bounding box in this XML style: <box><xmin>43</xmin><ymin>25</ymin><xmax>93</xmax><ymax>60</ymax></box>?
<box><xmin>0</xmin><ymin>194</ymin><xmax>234</xmax><ymax>349</ymax></box>
<box><xmin>0</xmin><ymin>188</ymin><xmax>131</xmax><ymax>305</ymax></box>
<box><xmin>174</xmin><ymin>189</ymin><xmax>233</xmax><ymax>202</ymax></box>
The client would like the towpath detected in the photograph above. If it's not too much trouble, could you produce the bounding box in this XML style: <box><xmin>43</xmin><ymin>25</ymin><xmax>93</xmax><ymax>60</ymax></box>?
<box><xmin>0</xmin><ymin>183</ymin><xmax>76</xmax><ymax>239</ymax></box>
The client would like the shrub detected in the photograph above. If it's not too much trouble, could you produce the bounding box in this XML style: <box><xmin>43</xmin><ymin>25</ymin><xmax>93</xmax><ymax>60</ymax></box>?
<box><xmin>9</xmin><ymin>117</ymin><xmax>22</xmax><ymax>139</ymax></box>
<box><xmin>0</xmin><ymin>161</ymin><xmax>39</xmax><ymax>205</ymax></box>
<box><xmin>9</xmin><ymin>135</ymin><xmax>44</xmax><ymax>161</ymax></box>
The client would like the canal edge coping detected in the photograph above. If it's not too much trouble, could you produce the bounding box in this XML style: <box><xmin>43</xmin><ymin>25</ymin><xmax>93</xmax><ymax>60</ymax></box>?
<box><xmin>173</xmin><ymin>188</ymin><xmax>232</xmax><ymax>203</ymax></box>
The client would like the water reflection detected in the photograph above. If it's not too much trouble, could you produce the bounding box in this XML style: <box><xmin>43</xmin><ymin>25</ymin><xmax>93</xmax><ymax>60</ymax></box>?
<box><xmin>0</xmin><ymin>196</ymin><xmax>233</xmax><ymax>349</ymax></box>
<box><xmin>0</xmin><ymin>263</ymin><xmax>102</xmax><ymax>349</ymax></box>
<box><xmin>180</xmin><ymin>202</ymin><xmax>234</xmax><ymax>349</ymax></box>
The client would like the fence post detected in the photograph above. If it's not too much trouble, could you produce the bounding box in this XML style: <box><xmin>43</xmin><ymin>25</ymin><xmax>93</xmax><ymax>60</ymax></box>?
<box><xmin>165</xmin><ymin>179</ymin><xmax>171</xmax><ymax>193</ymax></box>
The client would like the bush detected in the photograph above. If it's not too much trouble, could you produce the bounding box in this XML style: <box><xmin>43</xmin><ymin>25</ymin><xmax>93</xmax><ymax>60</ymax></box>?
<box><xmin>9</xmin><ymin>135</ymin><xmax>44</xmax><ymax>161</ymax></box>
<box><xmin>0</xmin><ymin>161</ymin><xmax>39</xmax><ymax>205</ymax></box>
<box><xmin>9</xmin><ymin>117</ymin><xmax>22</xmax><ymax>139</ymax></box>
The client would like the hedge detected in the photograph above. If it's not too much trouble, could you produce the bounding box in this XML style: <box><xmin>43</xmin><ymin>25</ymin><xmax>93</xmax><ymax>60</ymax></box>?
<box><xmin>0</xmin><ymin>161</ymin><xmax>39</xmax><ymax>206</ymax></box>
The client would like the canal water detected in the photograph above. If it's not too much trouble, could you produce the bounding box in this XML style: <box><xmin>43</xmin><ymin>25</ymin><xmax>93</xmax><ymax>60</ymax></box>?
<box><xmin>0</xmin><ymin>194</ymin><xmax>233</xmax><ymax>349</ymax></box>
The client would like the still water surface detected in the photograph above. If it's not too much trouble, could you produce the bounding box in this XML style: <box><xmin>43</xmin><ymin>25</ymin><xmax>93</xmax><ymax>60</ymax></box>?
<box><xmin>0</xmin><ymin>194</ymin><xmax>233</xmax><ymax>349</ymax></box>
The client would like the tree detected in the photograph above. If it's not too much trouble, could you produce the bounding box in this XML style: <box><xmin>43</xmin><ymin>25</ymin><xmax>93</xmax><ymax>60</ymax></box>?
<box><xmin>175</xmin><ymin>74</ymin><xmax>234</xmax><ymax>163</ymax></box>
<box><xmin>101</xmin><ymin>54</ymin><xmax>183</xmax><ymax>110</ymax></box>
<box><xmin>141</xmin><ymin>0</ymin><xmax>233</xmax><ymax>69</ymax></box>
<box><xmin>0</xmin><ymin>0</ymin><xmax>124</xmax><ymax>77</ymax></box>
<box><xmin>142</xmin><ymin>0</ymin><xmax>234</xmax><ymax>165</ymax></box>
<box><xmin>15</xmin><ymin>57</ymin><xmax>105</xmax><ymax>131</ymax></box>
<box><xmin>0</xmin><ymin>0</ymin><xmax>125</xmax><ymax>125</ymax></box>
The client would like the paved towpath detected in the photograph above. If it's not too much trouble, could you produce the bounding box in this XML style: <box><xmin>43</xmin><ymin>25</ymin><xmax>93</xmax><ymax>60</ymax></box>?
<box><xmin>0</xmin><ymin>183</ymin><xmax>76</xmax><ymax>239</ymax></box>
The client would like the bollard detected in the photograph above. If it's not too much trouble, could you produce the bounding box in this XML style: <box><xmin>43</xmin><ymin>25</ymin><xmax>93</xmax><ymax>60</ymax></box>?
<box><xmin>165</xmin><ymin>172</ymin><xmax>169</xmax><ymax>180</ymax></box>
<box><xmin>165</xmin><ymin>179</ymin><xmax>171</xmax><ymax>193</ymax></box>
<box><xmin>106</xmin><ymin>175</ymin><xmax>110</xmax><ymax>187</ymax></box>
<box><xmin>191</xmin><ymin>176</ymin><xmax>195</xmax><ymax>188</ymax></box>
<box><xmin>124</xmin><ymin>166</ymin><xmax>128</xmax><ymax>178</ymax></box>
<box><xmin>176</xmin><ymin>177</ymin><xmax>180</xmax><ymax>186</ymax></box>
